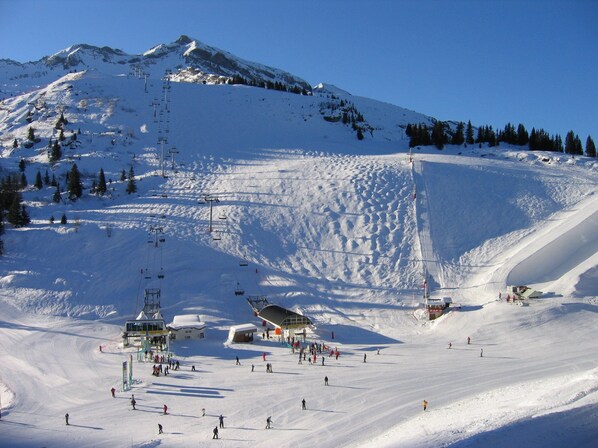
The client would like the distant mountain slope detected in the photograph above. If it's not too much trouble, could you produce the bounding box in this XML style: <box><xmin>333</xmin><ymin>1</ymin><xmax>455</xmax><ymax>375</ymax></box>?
<box><xmin>0</xmin><ymin>35</ymin><xmax>311</xmax><ymax>96</ymax></box>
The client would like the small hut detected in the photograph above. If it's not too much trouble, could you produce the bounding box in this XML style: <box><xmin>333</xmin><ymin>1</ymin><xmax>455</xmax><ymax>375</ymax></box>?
<box><xmin>168</xmin><ymin>314</ymin><xmax>206</xmax><ymax>341</ymax></box>
<box><xmin>228</xmin><ymin>324</ymin><xmax>258</xmax><ymax>343</ymax></box>
<box><xmin>424</xmin><ymin>297</ymin><xmax>452</xmax><ymax>320</ymax></box>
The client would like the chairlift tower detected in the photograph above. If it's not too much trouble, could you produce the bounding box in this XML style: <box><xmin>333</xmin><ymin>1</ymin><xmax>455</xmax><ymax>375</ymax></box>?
<box><xmin>200</xmin><ymin>195</ymin><xmax>220</xmax><ymax>233</ymax></box>
<box><xmin>169</xmin><ymin>147</ymin><xmax>179</xmax><ymax>170</ymax></box>
<box><xmin>157</xmin><ymin>137</ymin><xmax>168</xmax><ymax>177</ymax></box>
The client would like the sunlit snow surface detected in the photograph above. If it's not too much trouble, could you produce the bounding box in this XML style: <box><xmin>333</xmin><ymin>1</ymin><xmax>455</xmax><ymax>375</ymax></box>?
<box><xmin>0</xmin><ymin>70</ymin><xmax>597</xmax><ymax>447</ymax></box>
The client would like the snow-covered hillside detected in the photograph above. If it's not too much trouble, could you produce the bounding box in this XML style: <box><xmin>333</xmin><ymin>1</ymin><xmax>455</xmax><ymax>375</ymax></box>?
<box><xmin>0</xmin><ymin>42</ymin><xmax>597</xmax><ymax>447</ymax></box>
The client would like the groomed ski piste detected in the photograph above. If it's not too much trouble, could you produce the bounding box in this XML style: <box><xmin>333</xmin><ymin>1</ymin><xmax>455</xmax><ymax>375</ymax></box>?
<box><xmin>0</xmin><ymin>69</ymin><xmax>597</xmax><ymax>448</ymax></box>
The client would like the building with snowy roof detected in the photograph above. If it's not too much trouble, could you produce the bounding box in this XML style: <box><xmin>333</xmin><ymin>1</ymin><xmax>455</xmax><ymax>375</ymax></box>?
<box><xmin>168</xmin><ymin>314</ymin><xmax>206</xmax><ymax>340</ymax></box>
<box><xmin>227</xmin><ymin>324</ymin><xmax>258</xmax><ymax>343</ymax></box>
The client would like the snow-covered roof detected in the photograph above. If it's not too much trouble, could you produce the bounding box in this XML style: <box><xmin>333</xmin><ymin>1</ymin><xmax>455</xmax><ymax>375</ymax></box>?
<box><xmin>136</xmin><ymin>311</ymin><xmax>148</xmax><ymax>320</ymax></box>
<box><xmin>168</xmin><ymin>314</ymin><xmax>206</xmax><ymax>330</ymax></box>
<box><xmin>229</xmin><ymin>324</ymin><xmax>258</xmax><ymax>333</ymax></box>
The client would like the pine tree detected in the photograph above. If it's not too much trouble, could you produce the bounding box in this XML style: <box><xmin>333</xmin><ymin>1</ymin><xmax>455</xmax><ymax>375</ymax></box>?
<box><xmin>120</xmin><ymin>169</ymin><xmax>126</xmax><ymax>182</ymax></box>
<box><xmin>13</xmin><ymin>138</ymin><xmax>18</xmax><ymax>148</ymax></box>
<box><xmin>431</xmin><ymin>121</ymin><xmax>446</xmax><ymax>149</ymax></box>
<box><xmin>68</xmin><ymin>164</ymin><xmax>83</xmax><ymax>199</ymax></box>
<box><xmin>53</xmin><ymin>186</ymin><xmax>61</xmax><ymax>203</ymax></box>
<box><xmin>586</xmin><ymin>136</ymin><xmax>596</xmax><ymax>158</ymax></box>
<box><xmin>516</xmin><ymin>124</ymin><xmax>529</xmax><ymax>146</ymax></box>
<box><xmin>20</xmin><ymin>205</ymin><xmax>30</xmax><ymax>226</ymax></box>
<box><xmin>97</xmin><ymin>168</ymin><xmax>107</xmax><ymax>195</ymax></box>
<box><xmin>19</xmin><ymin>159</ymin><xmax>25</xmax><ymax>172</ymax></box>
<box><xmin>50</xmin><ymin>140</ymin><xmax>62</xmax><ymax>162</ymax></box>
<box><xmin>61</xmin><ymin>213</ymin><xmax>67</xmax><ymax>225</ymax></box>
<box><xmin>44</xmin><ymin>170</ymin><xmax>50</xmax><ymax>186</ymax></box>
<box><xmin>452</xmin><ymin>122</ymin><xmax>465</xmax><ymax>145</ymax></box>
<box><xmin>34</xmin><ymin>171</ymin><xmax>43</xmax><ymax>190</ymax></box>
<box><xmin>27</xmin><ymin>127</ymin><xmax>35</xmax><ymax>141</ymax></box>
<box><xmin>564</xmin><ymin>131</ymin><xmax>583</xmax><ymax>155</ymax></box>
<box><xmin>465</xmin><ymin>121</ymin><xmax>474</xmax><ymax>145</ymax></box>
<box><xmin>357</xmin><ymin>129</ymin><xmax>364</xmax><ymax>140</ymax></box>
<box><xmin>7</xmin><ymin>194</ymin><xmax>23</xmax><ymax>227</ymax></box>
<box><xmin>126</xmin><ymin>166</ymin><xmax>137</xmax><ymax>194</ymax></box>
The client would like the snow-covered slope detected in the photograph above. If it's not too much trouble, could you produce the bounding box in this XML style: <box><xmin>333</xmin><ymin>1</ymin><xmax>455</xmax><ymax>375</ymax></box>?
<box><xmin>0</xmin><ymin>41</ymin><xmax>597</xmax><ymax>448</ymax></box>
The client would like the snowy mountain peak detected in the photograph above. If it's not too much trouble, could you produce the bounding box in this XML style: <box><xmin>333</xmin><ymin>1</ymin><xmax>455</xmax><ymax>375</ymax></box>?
<box><xmin>1</xmin><ymin>35</ymin><xmax>311</xmax><ymax>94</ymax></box>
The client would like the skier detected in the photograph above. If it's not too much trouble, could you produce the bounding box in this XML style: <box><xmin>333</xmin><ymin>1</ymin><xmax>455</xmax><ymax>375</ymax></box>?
<box><xmin>65</xmin><ymin>413</ymin><xmax>70</xmax><ymax>425</ymax></box>
<box><xmin>158</xmin><ymin>423</ymin><xmax>163</xmax><ymax>434</ymax></box>
<box><xmin>219</xmin><ymin>414</ymin><xmax>225</xmax><ymax>428</ymax></box>
<box><xmin>236</xmin><ymin>356</ymin><xmax>241</xmax><ymax>365</ymax></box>
<box><xmin>364</xmin><ymin>353</ymin><xmax>367</xmax><ymax>363</ymax></box>
<box><xmin>467</xmin><ymin>336</ymin><xmax>471</xmax><ymax>345</ymax></box>
<box><xmin>480</xmin><ymin>348</ymin><xmax>484</xmax><ymax>357</ymax></box>
<box><xmin>111</xmin><ymin>387</ymin><xmax>116</xmax><ymax>398</ymax></box>
<box><xmin>321</xmin><ymin>357</ymin><xmax>325</xmax><ymax>366</ymax></box>
<box><xmin>265</xmin><ymin>416</ymin><xmax>272</xmax><ymax>429</ymax></box>
<box><xmin>192</xmin><ymin>365</ymin><xmax>196</xmax><ymax>372</ymax></box>
<box><xmin>448</xmin><ymin>342</ymin><xmax>452</xmax><ymax>349</ymax></box>
<box><xmin>302</xmin><ymin>398</ymin><xmax>307</xmax><ymax>410</ymax></box>
<box><xmin>324</xmin><ymin>376</ymin><xmax>329</xmax><ymax>386</ymax></box>
<box><xmin>202</xmin><ymin>408</ymin><xmax>206</xmax><ymax>417</ymax></box>
<box><xmin>213</xmin><ymin>426</ymin><xmax>219</xmax><ymax>439</ymax></box>
<box><xmin>163</xmin><ymin>404</ymin><xmax>168</xmax><ymax>415</ymax></box>
<box><xmin>131</xmin><ymin>397</ymin><xmax>137</xmax><ymax>410</ymax></box>
<box><xmin>262</xmin><ymin>352</ymin><xmax>267</xmax><ymax>361</ymax></box>
<box><xmin>422</xmin><ymin>400</ymin><xmax>428</xmax><ymax>411</ymax></box>
<box><xmin>251</xmin><ymin>364</ymin><xmax>255</xmax><ymax>372</ymax></box>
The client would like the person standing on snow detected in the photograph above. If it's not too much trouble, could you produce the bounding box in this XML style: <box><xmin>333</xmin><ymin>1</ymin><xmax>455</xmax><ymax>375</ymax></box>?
<box><xmin>363</xmin><ymin>353</ymin><xmax>367</xmax><ymax>363</ymax></box>
<box><xmin>219</xmin><ymin>414</ymin><xmax>225</xmax><ymax>428</ymax></box>
<box><xmin>163</xmin><ymin>404</ymin><xmax>168</xmax><ymax>415</ymax></box>
<box><xmin>265</xmin><ymin>416</ymin><xmax>272</xmax><ymax>429</ymax></box>
<box><xmin>212</xmin><ymin>426</ymin><xmax>219</xmax><ymax>439</ymax></box>
<box><xmin>158</xmin><ymin>423</ymin><xmax>163</xmax><ymax>434</ymax></box>
<box><xmin>467</xmin><ymin>336</ymin><xmax>471</xmax><ymax>345</ymax></box>
<box><xmin>324</xmin><ymin>376</ymin><xmax>329</xmax><ymax>386</ymax></box>
<box><xmin>422</xmin><ymin>400</ymin><xmax>428</xmax><ymax>411</ymax></box>
<box><xmin>131</xmin><ymin>396</ymin><xmax>137</xmax><ymax>410</ymax></box>
<box><xmin>65</xmin><ymin>413</ymin><xmax>70</xmax><ymax>425</ymax></box>
<box><xmin>302</xmin><ymin>398</ymin><xmax>307</xmax><ymax>410</ymax></box>
<box><xmin>111</xmin><ymin>387</ymin><xmax>116</xmax><ymax>398</ymax></box>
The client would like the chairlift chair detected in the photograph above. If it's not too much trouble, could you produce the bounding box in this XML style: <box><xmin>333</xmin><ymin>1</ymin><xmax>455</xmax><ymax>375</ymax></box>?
<box><xmin>235</xmin><ymin>282</ymin><xmax>245</xmax><ymax>296</ymax></box>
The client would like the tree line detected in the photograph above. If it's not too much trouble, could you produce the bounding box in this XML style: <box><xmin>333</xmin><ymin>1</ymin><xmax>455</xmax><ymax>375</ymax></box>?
<box><xmin>406</xmin><ymin>121</ymin><xmax>596</xmax><ymax>157</ymax></box>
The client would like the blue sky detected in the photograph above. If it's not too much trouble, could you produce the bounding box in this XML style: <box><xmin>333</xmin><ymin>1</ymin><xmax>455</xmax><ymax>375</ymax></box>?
<box><xmin>1</xmin><ymin>0</ymin><xmax>596</xmax><ymax>142</ymax></box>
